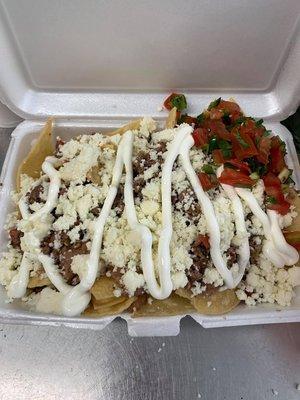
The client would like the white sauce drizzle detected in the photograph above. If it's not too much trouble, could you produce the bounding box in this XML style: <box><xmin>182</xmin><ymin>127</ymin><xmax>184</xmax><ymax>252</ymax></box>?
<box><xmin>10</xmin><ymin>125</ymin><xmax>299</xmax><ymax>315</ymax></box>
<box><xmin>10</xmin><ymin>157</ymin><xmax>62</xmax><ymax>299</ymax></box>
<box><xmin>235</xmin><ymin>186</ymin><xmax>299</xmax><ymax>267</ymax></box>
<box><xmin>216</xmin><ymin>166</ymin><xmax>250</xmax><ymax>286</ymax></box>
<box><xmin>7</xmin><ymin>252</ymin><xmax>31</xmax><ymax>298</ymax></box>
<box><xmin>179</xmin><ymin>136</ymin><xmax>235</xmax><ymax>288</ymax></box>
<box><xmin>123</xmin><ymin>126</ymin><xmax>194</xmax><ymax>299</ymax></box>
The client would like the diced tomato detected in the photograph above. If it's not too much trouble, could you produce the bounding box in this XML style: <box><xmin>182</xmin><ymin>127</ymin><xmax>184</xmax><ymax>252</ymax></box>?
<box><xmin>163</xmin><ymin>93</ymin><xmax>185</xmax><ymax>111</ymax></box>
<box><xmin>179</xmin><ymin>114</ymin><xmax>197</xmax><ymax>125</ymax></box>
<box><xmin>256</xmin><ymin>136</ymin><xmax>271</xmax><ymax>164</ymax></box>
<box><xmin>192</xmin><ymin>128</ymin><xmax>209</xmax><ymax>148</ymax></box>
<box><xmin>194</xmin><ymin>234</ymin><xmax>210</xmax><ymax>250</ymax></box>
<box><xmin>267</xmin><ymin>201</ymin><xmax>290</xmax><ymax>215</ymax></box>
<box><xmin>218</xmin><ymin>100</ymin><xmax>241</xmax><ymax>114</ymax></box>
<box><xmin>263</xmin><ymin>172</ymin><xmax>290</xmax><ymax>215</ymax></box>
<box><xmin>263</xmin><ymin>173</ymin><xmax>281</xmax><ymax>189</ymax></box>
<box><xmin>226</xmin><ymin>159</ymin><xmax>251</xmax><ymax>174</ymax></box>
<box><xmin>209</xmin><ymin>100</ymin><xmax>241</xmax><ymax>121</ymax></box>
<box><xmin>212</xmin><ymin>149</ymin><xmax>227</xmax><ymax>164</ymax></box>
<box><xmin>239</xmin><ymin>119</ymin><xmax>256</xmax><ymax>138</ymax></box>
<box><xmin>209</xmin><ymin>109</ymin><xmax>224</xmax><ymax>120</ymax></box>
<box><xmin>231</xmin><ymin>127</ymin><xmax>258</xmax><ymax>160</ymax></box>
<box><xmin>283</xmin><ymin>231</ymin><xmax>300</xmax><ymax>250</ymax></box>
<box><xmin>269</xmin><ymin>136</ymin><xmax>287</xmax><ymax>174</ymax></box>
<box><xmin>203</xmin><ymin>120</ymin><xmax>231</xmax><ymax>141</ymax></box>
<box><xmin>198</xmin><ymin>172</ymin><xmax>218</xmax><ymax>191</ymax></box>
<box><xmin>265</xmin><ymin>185</ymin><xmax>285</xmax><ymax>203</ymax></box>
<box><xmin>218</xmin><ymin>168</ymin><xmax>255</xmax><ymax>188</ymax></box>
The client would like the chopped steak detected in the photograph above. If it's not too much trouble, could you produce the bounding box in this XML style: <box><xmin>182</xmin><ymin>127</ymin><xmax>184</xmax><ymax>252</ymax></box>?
<box><xmin>27</xmin><ymin>184</ymin><xmax>44</xmax><ymax>205</ymax></box>
<box><xmin>55</xmin><ymin>137</ymin><xmax>65</xmax><ymax>156</ymax></box>
<box><xmin>172</xmin><ymin>188</ymin><xmax>202</xmax><ymax>221</ymax></box>
<box><xmin>128</xmin><ymin>293</ymin><xmax>148</xmax><ymax>313</ymax></box>
<box><xmin>9</xmin><ymin>228</ymin><xmax>23</xmax><ymax>249</ymax></box>
<box><xmin>133</xmin><ymin>151</ymin><xmax>156</xmax><ymax>177</ymax></box>
<box><xmin>186</xmin><ymin>202</ymin><xmax>202</xmax><ymax>220</ymax></box>
<box><xmin>187</xmin><ymin>237</ymin><xmax>211</xmax><ymax>286</ymax></box>
<box><xmin>106</xmin><ymin>266</ymin><xmax>123</xmax><ymax>284</ymax></box>
<box><xmin>156</xmin><ymin>142</ymin><xmax>167</xmax><ymax>164</ymax></box>
<box><xmin>59</xmin><ymin>241</ymin><xmax>88</xmax><ymax>286</ymax></box>
<box><xmin>90</xmin><ymin>206</ymin><xmax>100</xmax><ymax>217</ymax></box>
<box><xmin>58</xmin><ymin>187</ymin><xmax>67</xmax><ymax>197</ymax></box>
<box><xmin>226</xmin><ymin>246</ymin><xmax>238</xmax><ymax>267</ymax></box>
<box><xmin>133</xmin><ymin>177</ymin><xmax>146</xmax><ymax>197</ymax></box>
<box><xmin>41</xmin><ymin>231</ymin><xmax>89</xmax><ymax>286</ymax></box>
<box><xmin>249</xmin><ymin>236</ymin><xmax>263</xmax><ymax>265</ymax></box>
<box><xmin>112</xmin><ymin>186</ymin><xmax>124</xmax><ymax>215</ymax></box>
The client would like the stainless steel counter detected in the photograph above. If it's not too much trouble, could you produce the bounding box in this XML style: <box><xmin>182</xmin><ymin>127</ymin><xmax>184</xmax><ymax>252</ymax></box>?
<box><xmin>0</xmin><ymin>128</ymin><xmax>299</xmax><ymax>400</ymax></box>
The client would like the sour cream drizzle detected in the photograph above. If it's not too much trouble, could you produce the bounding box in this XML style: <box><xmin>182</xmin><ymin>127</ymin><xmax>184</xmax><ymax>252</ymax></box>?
<box><xmin>11</xmin><ymin>126</ymin><xmax>299</xmax><ymax>315</ymax></box>
<box><xmin>216</xmin><ymin>166</ymin><xmax>250</xmax><ymax>286</ymax></box>
<box><xmin>9</xmin><ymin>157</ymin><xmax>62</xmax><ymax>299</ymax></box>
<box><xmin>235</xmin><ymin>186</ymin><xmax>299</xmax><ymax>268</ymax></box>
<box><xmin>179</xmin><ymin>136</ymin><xmax>235</xmax><ymax>288</ymax></box>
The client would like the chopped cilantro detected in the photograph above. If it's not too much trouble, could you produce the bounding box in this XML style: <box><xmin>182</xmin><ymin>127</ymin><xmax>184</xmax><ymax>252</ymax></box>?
<box><xmin>234</xmin><ymin>117</ymin><xmax>247</xmax><ymax>125</ymax></box>
<box><xmin>255</xmin><ymin>119</ymin><xmax>264</xmax><ymax>127</ymax></box>
<box><xmin>196</xmin><ymin>112</ymin><xmax>206</xmax><ymax>125</ymax></box>
<box><xmin>219</xmin><ymin>139</ymin><xmax>232</xmax><ymax>158</ymax></box>
<box><xmin>207</xmin><ymin>98</ymin><xmax>221</xmax><ymax>111</ymax></box>
<box><xmin>222</xmin><ymin>111</ymin><xmax>231</xmax><ymax>126</ymax></box>
<box><xmin>170</xmin><ymin>94</ymin><xmax>187</xmax><ymax>111</ymax></box>
<box><xmin>246</xmin><ymin>158</ymin><xmax>267</xmax><ymax>177</ymax></box>
<box><xmin>266</xmin><ymin>195</ymin><xmax>277</xmax><ymax>204</ymax></box>
<box><xmin>263</xmin><ymin>130</ymin><xmax>271</xmax><ymax>137</ymax></box>
<box><xmin>236</xmin><ymin>131</ymin><xmax>249</xmax><ymax>149</ymax></box>
<box><xmin>280</xmin><ymin>141</ymin><xmax>287</xmax><ymax>155</ymax></box>
<box><xmin>202</xmin><ymin>164</ymin><xmax>215</xmax><ymax>174</ymax></box>
<box><xmin>228</xmin><ymin>116</ymin><xmax>247</xmax><ymax>129</ymax></box>
<box><xmin>207</xmin><ymin>136</ymin><xmax>219</xmax><ymax>153</ymax></box>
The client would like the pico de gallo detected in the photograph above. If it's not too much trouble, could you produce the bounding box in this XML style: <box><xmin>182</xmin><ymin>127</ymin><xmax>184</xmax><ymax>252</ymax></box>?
<box><xmin>163</xmin><ymin>93</ymin><xmax>297</xmax><ymax>219</ymax></box>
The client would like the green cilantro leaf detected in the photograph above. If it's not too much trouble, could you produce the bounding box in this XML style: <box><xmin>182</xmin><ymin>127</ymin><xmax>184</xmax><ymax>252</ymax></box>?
<box><xmin>255</xmin><ymin>119</ymin><xmax>264</xmax><ymax>127</ymax></box>
<box><xmin>219</xmin><ymin>139</ymin><xmax>232</xmax><ymax>158</ymax></box>
<box><xmin>196</xmin><ymin>112</ymin><xmax>206</xmax><ymax>125</ymax></box>
<box><xmin>266</xmin><ymin>195</ymin><xmax>277</xmax><ymax>204</ymax></box>
<box><xmin>170</xmin><ymin>94</ymin><xmax>187</xmax><ymax>111</ymax></box>
<box><xmin>207</xmin><ymin>136</ymin><xmax>219</xmax><ymax>153</ymax></box>
<box><xmin>207</xmin><ymin>98</ymin><xmax>221</xmax><ymax>111</ymax></box>
<box><xmin>236</xmin><ymin>131</ymin><xmax>249</xmax><ymax>149</ymax></box>
<box><xmin>202</xmin><ymin>164</ymin><xmax>215</xmax><ymax>174</ymax></box>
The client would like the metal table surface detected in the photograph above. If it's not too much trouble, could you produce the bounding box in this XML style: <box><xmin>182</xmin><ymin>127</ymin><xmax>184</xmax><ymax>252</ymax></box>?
<box><xmin>0</xmin><ymin>128</ymin><xmax>299</xmax><ymax>400</ymax></box>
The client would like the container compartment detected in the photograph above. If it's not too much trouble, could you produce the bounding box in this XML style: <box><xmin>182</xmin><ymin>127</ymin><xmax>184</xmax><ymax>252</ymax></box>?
<box><xmin>0</xmin><ymin>119</ymin><xmax>299</xmax><ymax>336</ymax></box>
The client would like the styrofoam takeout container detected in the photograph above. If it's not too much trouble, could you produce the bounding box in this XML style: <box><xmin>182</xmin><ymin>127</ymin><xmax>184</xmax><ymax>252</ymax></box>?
<box><xmin>0</xmin><ymin>0</ymin><xmax>299</xmax><ymax>335</ymax></box>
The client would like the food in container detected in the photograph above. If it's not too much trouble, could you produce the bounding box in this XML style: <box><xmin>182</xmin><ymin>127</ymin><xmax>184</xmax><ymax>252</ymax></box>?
<box><xmin>1</xmin><ymin>95</ymin><xmax>299</xmax><ymax>319</ymax></box>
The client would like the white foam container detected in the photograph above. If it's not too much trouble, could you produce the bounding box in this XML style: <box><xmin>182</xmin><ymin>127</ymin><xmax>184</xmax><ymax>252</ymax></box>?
<box><xmin>0</xmin><ymin>0</ymin><xmax>299</xmax><ymax>336</ymax></box>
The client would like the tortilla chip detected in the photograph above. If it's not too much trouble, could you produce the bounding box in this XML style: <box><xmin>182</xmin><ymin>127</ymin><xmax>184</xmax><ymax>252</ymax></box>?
<box><xmin>16</xmin><ymin>118</ymin><xmax>54</xmax><ymax>191</ymax></box>
<box><xmin>92</xmin><ymin>295</ymin><xmax>126</xmax><ymax>309</ymax></box>
<box><xmin>90</xmin><ymin>276</ymin><xmax>119</xmax><ymax>301</ymax></box>
<box><xmin>165</xmin><ymin>107</ymin><xmax>177</xmax><ymax>129</ymax></box>
<box><xmin>191</xmin><ymin>288</ymin><xmax>240</xmax><ymax>315</ymax></box>
<box><xmin>84</xmin><ymin>297</ymin><xmax>136</xmax><ymax>318</ymax></box>
<box><xmin>175</xmin><ymin>287</ymin><xmax>192</xmax><ymax>300</ymax></box>
<box><xmin>132</xmin><ymin>294</ymin><xmax>194</xmax><ymax>317</ymax></box>
<box><xmin>28</xmin><ymin>276</ymin><xmax>52</xmax><ymax>288</ymax></box>
<box><xmin>109</xmin><ymin>119</ymin><xmax>142</xmax><ymax>136</ymax></box>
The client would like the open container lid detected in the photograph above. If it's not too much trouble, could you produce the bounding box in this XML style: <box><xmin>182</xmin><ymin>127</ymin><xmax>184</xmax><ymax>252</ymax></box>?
<box><xmin>0</xmin><ymin>0</ymin><xmax>299</xmax><ymax>121</ymax></box>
